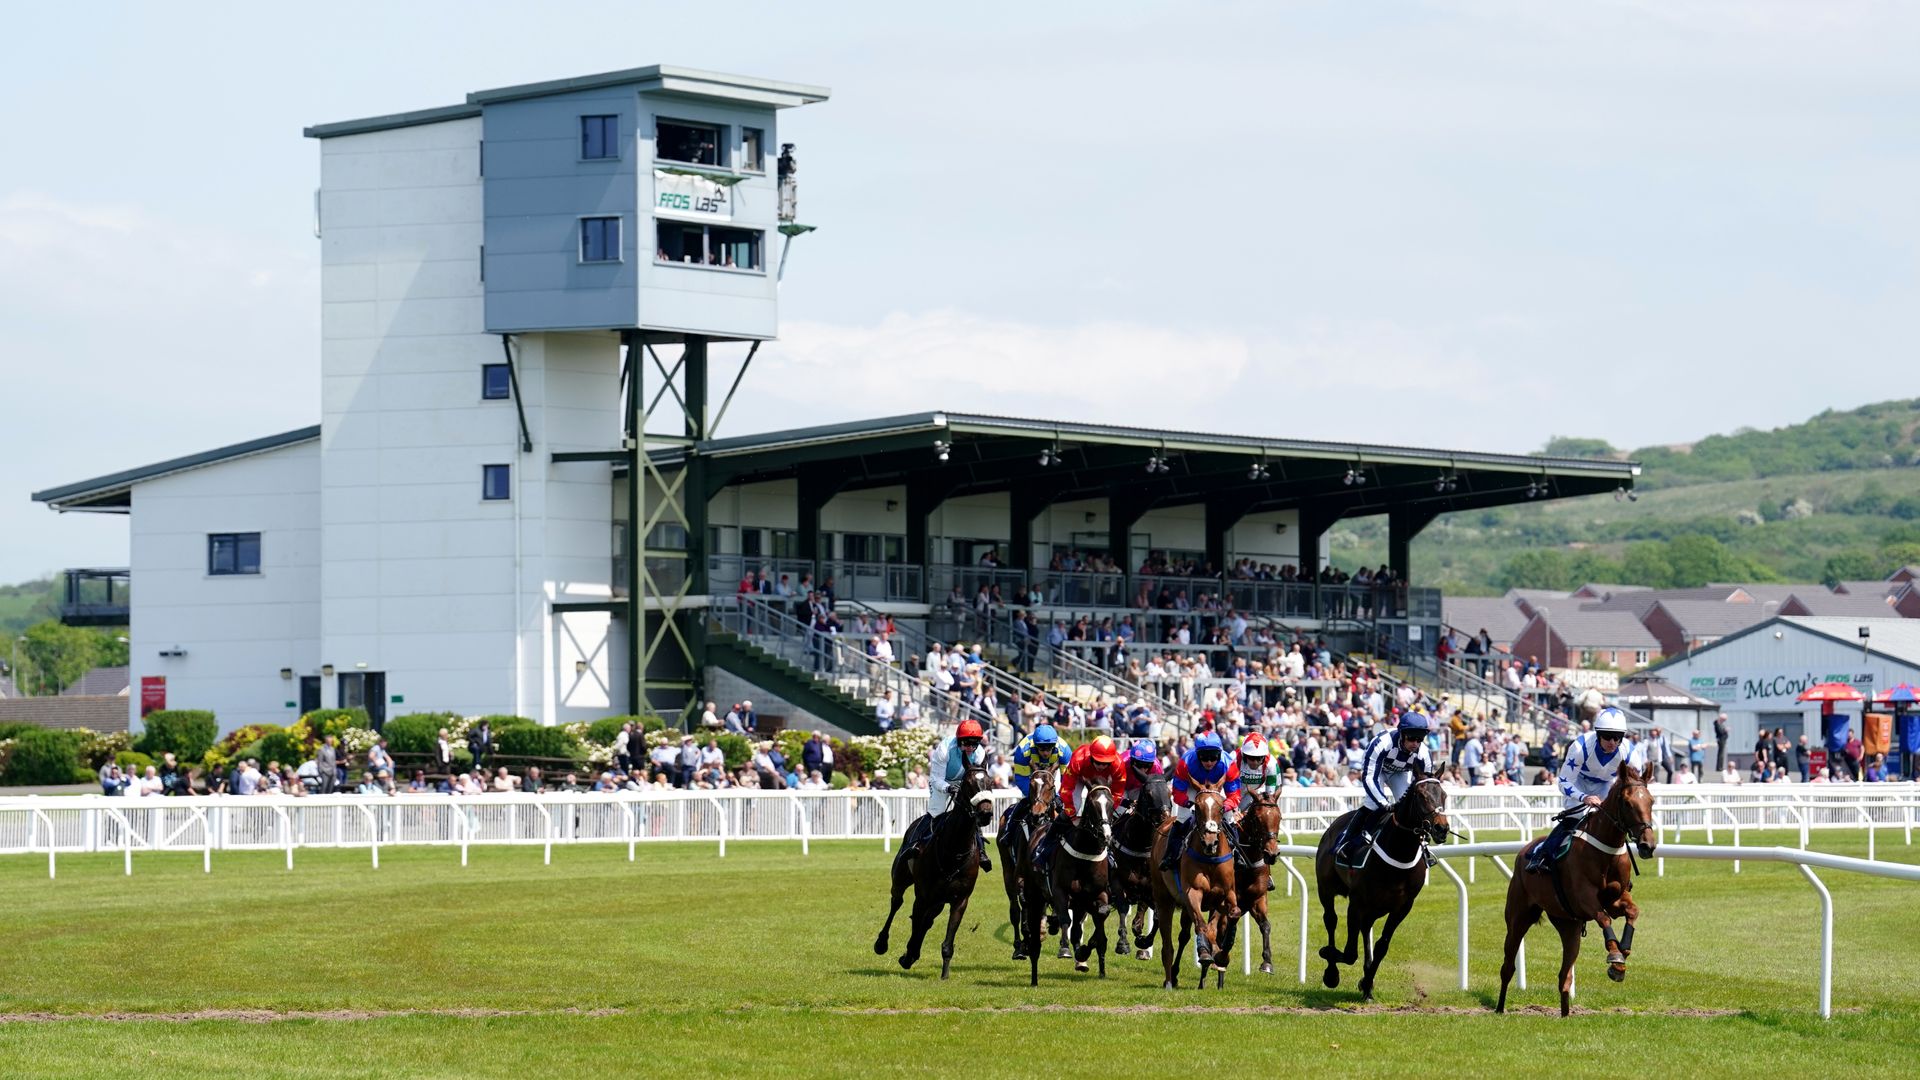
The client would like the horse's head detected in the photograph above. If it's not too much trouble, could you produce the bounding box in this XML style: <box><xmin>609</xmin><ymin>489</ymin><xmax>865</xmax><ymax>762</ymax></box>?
<box><xmin>1240</xmin><ymin>790</ymin><xmax>1283</xmax><ymax>864</ymax></box>
<box><xmin>1611</xmin><ymin>761</ymin><xmax>1657</xmax><ymax>859</ymax></box>
<box><xmin>1084</xmin><ymin>782</ymin><xmax>1115</xmax><ymax>846</ymax></box>
<box><xmin>960</xmin><ymin>764</ymin><xmax>995</xmax><ymax>827</ymax></box>
<box><xmin>1191</xmin><ymin>787</ymin><xmax>1229</xmax><ymax>855</ymax></box>
<box><xmin>1396</xmin><ymin>770</ymin><xmax>1450</xmax><ymax>845</ymax></box>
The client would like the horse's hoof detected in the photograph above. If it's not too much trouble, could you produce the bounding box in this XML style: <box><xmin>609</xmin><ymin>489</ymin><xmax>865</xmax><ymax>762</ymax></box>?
<box><xmin>1075</xmin><ymin>961</ymin><xmax>1089</xmax><ymax>973</ymax></box>
<box><xmin>873</xmin><ymin>937</ymin><xmax>887</xmax><ymax>955</ymax></box>
<box><xmin>898</xmin><ymin>955</ymin><xmax>913</xmax><ymax>969</ymax></box>
<box><xmin>1323</xmin><ymin>968</ymin><xmax>1340</xmax><ymax>989</ymax></box>
<box><xmin>1259</xmin><ymin>962</ymin><xmax>1273</xmax><ymax>975</ymax></box>
<box><xmin>1138</xmin><ymin>947</ymin><xmax>1153</xmax><ymax>960</ymax></box>
<box><xmin>1319</xmin><ymin>946</ymin><xmax>1340</xmax><ymax>963</ymax></box>
<box><xmin>1608</xmin><ymin>964</ymin><xmax>1627</xmax><ymax>984</ymax></box>
<box><xmin>1011</xmin><ymin>950</ymin><xmax>1026</xmax><ymax>961</ymax></box>
<box><xmin>1057</xmin><ymin>945</ymin><xmax>1072</xmax><ymax>960</ymax></box>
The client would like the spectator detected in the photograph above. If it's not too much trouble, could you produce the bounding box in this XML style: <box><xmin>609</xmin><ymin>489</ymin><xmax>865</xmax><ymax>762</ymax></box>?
<box><xmin>408</xmin><ymin>769</ymin><xmax>429</xmax><ymax>793</ymax></box>
<box><xmin>316</xmin><ymin>735</ymin><xmax>339</xmax><ymax>795</ymax></box>
<box><xmin>436</xmin><ymin>729</ymin><xmax>455</xmax><ymax>775</ymax></box>
<box><xmin>524</xmin><ymin>766</ymin><xmax>544</xmax><ymax>793</ymax></box>
<box><xmin>1713</xmin><ymin>713</ymin><xmax>1729</xmax><ymax>772</ymax></box>
<box><xmin>366</xmin><ymin>737</ymin><xmax>394</xmax><ymax>780</ymax></box>
<box><xmin>98</xmin><ymin>761</ymin><xmax>122</xmax><ymax>796</ymax></box>
<box><xmin>206</xmin><ymin>763</ymin><xmax>229</xmax><ymax>794</ymax></box>
<box><xmin>650</xmin><ymin>738</ymin><xmax>676</xmax><ymax>780</ymax></box>
<box><xmin>1865</xmin><ymin>753</ymin><xmax>1889</xmax><ymax>782</ymax></box>
<box><xmin>677</xmin><ymin>735</ymin><xmax>700</xmax><ymax>788</ymax></box>
<box><xmin>751</xmin><ymin>741</ymin><xmax>784</xmax><ymax>789</ymax></box>
<box><xmin>870</xmin><ymin>768</ymin><xmax>892</xmax><ymax>791</ymax></box>
<box><xmin>875</xmin><ymin>689</ymin><xmax>896</xmax><ymax>732</ymax></box>
<box><xmin>613</xmin><ymin>723</ymin><xmax>634</xmax><ymax>773</ymax></box>
<box><xmin>1687</xmin><ymin>730</ymin><xmax>1705</xmax><ymax>779</ymax></box>
<box><xmin>136</xmin><ymin>765</ymin><xmax>165</xmax><ymax>797</ymax></box>
<box><xmin>159</xmin><ymin>752</ymin><xmax>182</xmax><ymax>796</ymax></box>
<box><xmin>1795</xmin><ymin>735</ymin><xmax>1811</xmax><ymax>782</ymax></box>
<box><xmin>468</xmin><ymin>719</ymin><xmax>493</xmax><ymax>773</ymax></box>
<box><xmin>491</xmin><ymin>766</ymin><xmax>518</xmax><ymax>792</ymax></box>
<box><xmin>233</xmin><ymin>759</ymin><xmax>262</xmax><ymax>796</ymax></box>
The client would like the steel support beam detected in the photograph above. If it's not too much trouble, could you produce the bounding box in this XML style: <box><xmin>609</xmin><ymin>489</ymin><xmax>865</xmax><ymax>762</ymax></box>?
<box><xmin>1388</xmin><ymin>505</ymin><xmax>1442</xmax><ymax>587</ymax></box>
<box><xmin>796</xmin><ymin>468</ymin><xmax>847</xmax><ymax>562</ymax></box>
<box><xmin>1107</xmin><ymin>488</ymin><xmax>1158</xmax><ymax>566</ymax></box>
<box><xmin>1205</xmin><ymin>494</ymin><xmax>1254</xmax><ymax>576</ymax></box>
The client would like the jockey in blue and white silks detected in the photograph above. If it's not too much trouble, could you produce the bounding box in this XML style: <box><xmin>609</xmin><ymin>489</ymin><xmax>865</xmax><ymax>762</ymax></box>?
<box><xmin>1337</xmin><ymin>712</ymin><xmax>1434</xmax><ymax>862</ymax></box>
<box><xmin>1527</xmin><ymin>707</ymin><xmax>1644</xmax><ymax>873</ymax></box>
<box><xmin>910</xmin><ymin>718</ymin><xmax>990</xmax><ymax>870</ymax></box>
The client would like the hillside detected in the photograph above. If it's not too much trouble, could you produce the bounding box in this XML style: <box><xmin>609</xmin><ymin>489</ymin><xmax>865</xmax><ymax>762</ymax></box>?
<box><xmin>1336</xmin><ymin>399</ymin><xmax>1920</xmax><ymax>595</ymax></box>
<box><xmin>0</xmin><ymin>579</ymin><xmax>55</xmax><ymax>639</ymax></box>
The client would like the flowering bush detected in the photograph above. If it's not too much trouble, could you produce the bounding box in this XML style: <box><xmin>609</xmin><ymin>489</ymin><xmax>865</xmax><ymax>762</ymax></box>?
<box><xmin>340</xmin><ymin>727</ymin><xmax>382</xmax><ymax>755</ymax></box>
<box><xmin>850</xmin><ymin>726</ymin><xmax>942</xmax><ymax>781</ymax></box>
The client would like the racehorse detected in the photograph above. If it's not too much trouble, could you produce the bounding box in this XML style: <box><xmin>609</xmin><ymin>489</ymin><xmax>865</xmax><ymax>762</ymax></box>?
<box><xmin>1497</xmin><ymin>761</ymin><xmax>1656</xmax><ymax>1016</ymax></box>
<box><xmin>1041</xmin><ymin>781</ymin><xmax>1115</xmax><ymax>983</ymax></box>
<box><xmin>998</xmin><ymin>767</ymin><xmax>1061</xmax><ymax>962</ymax></box>
<box><xmin>874</xmin><ymin>763</ymin><xmax>996</xmax><ymax>979</ymax></box>
<box><xmin>1111</xmin><ymin>774</ymin><xmax>1171</xmax><ymax>961</ymax></box>
<box><xmin>1233</xmin><ymin>789</ymin><xmax>1284</xmax><ymax>975</ymax></box>
<box><xmin>1150</xmin><ymin>787</ymin><xmax>1238</xmax><ymax>989</ymax></box>
<box><xmin>1313</xmin><ymin>770</ymin><xmax>1448</xmax><ymax>1001</ymax></box>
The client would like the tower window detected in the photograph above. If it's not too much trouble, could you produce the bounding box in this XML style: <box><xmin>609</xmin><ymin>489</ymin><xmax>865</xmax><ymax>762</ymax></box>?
<box><xmin>742</xmin><ymin>127</ymin><xmax>765</xmax><ymax>172</ymax></box>
<box><xmin>580</xmin><ymin>216</ymin><xmax>621</xmax><ymax>263</ymax></box>
<box><xmin>655</xmin><ymin>118</ymin><xmax>724</xmax><ymax>167</ymax></box>
<box><xmin>481</xmin><ymin>363</ymin><xmax>511</xmax><ymax>400</ymax></box>
<box><xmin>654</xmin><ymin>221</ymin><xmax>762</xmax><ymax>271</ymax></box>
<box><xmin>581</xmin><ymin>115</ymin><xmax>619</xmax><ymax>160</ymax></box>
<box><xmin>482</xmin><ymin>465</ymin><xmax>511</xmax><ymax>501</ymax></box>
<box><xmin>208</xmin><ymin>533</ymin><xmax>262</xmax><ymax>576</ymax></box>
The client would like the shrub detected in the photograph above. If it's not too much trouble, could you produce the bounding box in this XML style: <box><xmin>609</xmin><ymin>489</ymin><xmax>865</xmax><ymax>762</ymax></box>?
<box><xmin>299</xmin><ymin>708</ymin><xmax>369</xmax><ymax>740</ymax></box>
<box><xmin>135</xmin><ymin>710</ymin><xmax>218</xmax><ymax>762</ymax></box>
<box><xmin>217</xmin><ymin>724</ymin><xmax>281</xmax><ymax>757</ymax></box>
<box><xmin>0</xmin><ymin>721</ymin><xmax>44</xmax><ymax>743</ymax></box>
<box><xmin>3</xmin><ymin>729</ymin><xmax>91</xmax><ymax>785</ymax></box>
<box><xmin>76</xmin><ymin>729</ymin><xmax>132</xmax><ymax>770</ymax></box>
<box><xmin>713</xmin><ymin>733</ymin><xmax>753</xmax><ymax>770</ymax></box>
<box><xmin>380</xmin><ymin>713</ymin><xmax>458</xmax><ymax>756</ymax></box>
<box><xmin>586</xmin><ymin>715</ymin><xmax>665</xmax><ymax>744</ymax></box>
<box><xmin>115</xmin><ymin>751</ymin><xmax>155</xmax><ymax>772</ymax></box>
<box><xmin>493</xmin><ymin>723</ymin><xmax>584</xmax><ymax>761</ymax></box>
<box><xmin>244</xmin><ymin>729</ymin><xmax>308</xmax><ymax>769</ymax></box>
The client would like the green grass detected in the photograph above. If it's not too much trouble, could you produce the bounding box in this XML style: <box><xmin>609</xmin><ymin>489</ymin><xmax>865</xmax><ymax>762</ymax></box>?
<box><xmin>0</xmin><ymin>830</ymin><xmax>1916</xmax><ymax>1077</ymax></box>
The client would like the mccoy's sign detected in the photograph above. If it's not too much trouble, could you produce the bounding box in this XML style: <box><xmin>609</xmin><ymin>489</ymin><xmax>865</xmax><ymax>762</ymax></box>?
<box><xmin>1682</xmin><ymin>670</ymin><xmax>1875</xmax><ymax>707</ymax></box>
<box><xmin>654</xmin><ymin>170</ymin><xmax>731</xmax><ymax>219</ymax></box>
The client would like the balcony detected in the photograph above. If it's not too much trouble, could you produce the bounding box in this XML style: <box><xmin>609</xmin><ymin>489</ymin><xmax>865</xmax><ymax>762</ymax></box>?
<box><xmin>60</xmin><ymin>568</ymin><xmax>130</xmax><ymax>627</ymax></box>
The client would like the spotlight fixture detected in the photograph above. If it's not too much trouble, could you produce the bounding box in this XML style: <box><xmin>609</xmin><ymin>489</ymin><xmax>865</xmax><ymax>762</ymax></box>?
<box><xmin>1145</xmin><ymin>455</ymin><xmax>1166</xmax><ymax>474</ymax></box>
<box><xmin>1038</xmin><ymin>448</ymin><xmax>1056</xmax><ymax>466</ymax></box>
<box><xmin>1247</xmin><ymin>461</ymin><xmax>1269</xmax><ymax>480</ymax></box>
<box><xmin>1343</xmin><ymin>468</ymin><xmax>1357</xmax><ymax>486</ymax></box>
<box><xmin>1614</xmin><ymin>485</ymin><xmax>1626</xmax><ymax>502</ymax></box>
<box><xmin>933</xmin><ymin>440</ymin><xmax>950</xmax><ymax>462</ymax></box>
<box><xmin>1627</xmin><ymin>489</ymin><xmax>1638</xmax><ymax>502</ymax></box>
<box><xmin>1435</xmin><ymin>473</ymin><xmax>1459</xmax><ymax>493</ymax></box>
<box><xmin>1525</xmin><ymin>480</ymin><xmax>1544</xmax><ymax>499</ymax></box>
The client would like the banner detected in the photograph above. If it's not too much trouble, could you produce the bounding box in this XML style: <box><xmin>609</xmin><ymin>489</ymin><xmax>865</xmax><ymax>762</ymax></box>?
<box><xmin>654</xmin><ymin>170</ymin><xmax>731</xmax><ymax>219</ymax></box>
<box><xmin>1677</xmin><ymin>669</ymin><xmax>1875</xmax><ymax>707</ymax></box>
<box><xmin>1550</xmin><ymin>668</ymin><xmax>1619</xmax><ymax>692</ymax></box>
<box><xmin>140</xmin><ymin>676</ymin><xmax>165</xmax><ymax>717</ymax></box>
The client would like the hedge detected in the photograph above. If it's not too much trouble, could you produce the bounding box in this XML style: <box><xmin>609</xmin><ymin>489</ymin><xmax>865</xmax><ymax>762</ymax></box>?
<box><xmin>135</xmin><ymin>710</ymin><xmax>218</xmax><ymax>762</ymax></box>
<box><xmin>586</xmin><ymin>715</ymin><xmax>666</xmax><ymax>745</ymax></box>
<box><xmin>380</xmin><ymin>714</ymin><xmax>459</xmax><ymax>756</ymax></box>
<box><xmin>0</xmin><ymin>721</ymin><xmax>44</xmax><ymax>743</ymax></box>
<box><xmin>115</xmin><ymin>751</ymin><xmax>155</xmax><ymax>773</ymax></box>
<box><xmin>493</xmin><ymin>723</ymin><xmax>584</xmax><ymax>761</ymax></box>
<box><xmin>299</xmin><ymin>708</ymin><xmax>369</xmax><ymax>740</ymax></box>
<box><xmin>4</xmin><ymin>729</ymin><xmax>92</xmax><ymax>785</ymax></box>
<box><xmin>243</xmin><ymin>728</ymin><xmax>308</xmax><ymax>769</ymax></box>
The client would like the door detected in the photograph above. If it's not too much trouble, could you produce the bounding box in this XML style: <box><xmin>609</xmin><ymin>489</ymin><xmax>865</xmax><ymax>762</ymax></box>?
<box><xmin>298</xmin><ymin>676</ymin><xmax>321</xmax><ymax>715</ymax></box>
<box><xmin>339</xmin><ymin>672</ymin><xmax>389</xmax><ymax>730</ymax></box>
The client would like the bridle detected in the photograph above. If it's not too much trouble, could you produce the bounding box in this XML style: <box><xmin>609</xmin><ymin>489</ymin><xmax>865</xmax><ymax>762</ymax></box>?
<box><xmin>1598</xmin><ymin>774</ymin><xmax>1657</xmax><ymax>866</ymax></box>
<box><xmin>1185</xmin><ymin>788</ymin><xmax>1232</xmax><ymax>863</ymax></box>
<box><xmin>1237</xmin><ymin>791</ymin><xmax>1282</xmax><ymax>865</ymax></box>
<box><xmin>1392</xmin><ymin>776</ymin><xmax>1449</xmax><ymax>846</ymax></box>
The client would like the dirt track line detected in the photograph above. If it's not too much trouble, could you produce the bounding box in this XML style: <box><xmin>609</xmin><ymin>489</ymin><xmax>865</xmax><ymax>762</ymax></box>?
<box><xmin>830</xmin><ymin>1003</ymin><xmax>1752</xmax><ymax>1017</ymax></box>
<box><xmin>0</xmin><ymin>1006</ymin><xmax>627</xmax><ymax>1025</ymax></box>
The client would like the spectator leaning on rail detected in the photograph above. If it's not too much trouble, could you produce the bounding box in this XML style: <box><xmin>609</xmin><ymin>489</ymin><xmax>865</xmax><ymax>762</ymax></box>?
<box><xmin>899</xmin><ymin>718</ymin><xmax>991</xmax><ymax>870</ymax></box>
<box><xmin>1526</xmin><ymin>707</ymin><xmax>1645</xmax><ymax>874</ymax></box>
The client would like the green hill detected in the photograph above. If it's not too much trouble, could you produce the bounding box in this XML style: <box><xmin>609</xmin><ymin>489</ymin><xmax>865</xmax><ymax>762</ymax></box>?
<box><xmin>1336</xmin><ymin>399</ymin><xmax>1920</xmax><ymax>594</ymax></box>
<box><xmin>0</xmin><ymin>579</ymin><xmax>56</xmax><ymax>638</ymax></box>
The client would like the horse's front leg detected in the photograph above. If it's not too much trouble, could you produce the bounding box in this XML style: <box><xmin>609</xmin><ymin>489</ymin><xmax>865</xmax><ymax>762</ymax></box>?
<box><xmin>1358</xmin><ymin>902</ymin><xmax>1410</xmax><ymax>1003</ymax></box>
<box><xmin>1254</xmin><ymin>895</ymin><xmax>1274</xmax><ymax>975</ymax></box>
<box><xmin>939</xmin><ymin>893</ymin><xmax>971</xmax><ymax>981</ymax></box>
<box><xmin>1112</xmin><ymin>890</ymin><xmax>1131</xmax><ymax>957</ymax></box>
<box><xmin>1185</xmin><ymin>887</ymin><xmax>1215</xmax><ymax>971</ymax></box>
<box><xmin>1553</xmin><ymin>917</ymin><xmax>1583</xmax><ymax>1017</ymax></box>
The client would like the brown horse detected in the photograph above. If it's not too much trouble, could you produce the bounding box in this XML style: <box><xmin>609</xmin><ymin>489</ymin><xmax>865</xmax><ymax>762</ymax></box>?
<box><xmin>1044</xmin><ymin>781</ymin><xmax>1115</xmax><ymax>981</ymax></box>
<box><xmin>874</xmin><ymin>764</ymin><xmax>996</xmax><ymax>979</ymax></box>
<box><xmin>1111</xmin><ymin>774</ymin><xmax>1171</xmax><ymax>961</ymax></box>
<box><xmin>998</xmin><ymin>767</ymin><xmax>1060</xmax><ymax>962</ymax></box>
<box><xmin>1314</xmin><ymin>771</ymin><xmax>1448</xmax><ymax>1001</ymax></box>
<box><xmin>1497</xmin><ymin>761</ymin><xmax>1656</xmax><ymax>1016</ymax></box>
<box><xmin>1233</xmin><ymin>788</ymin><xmax>1284</xmax><ymax>975</ymax></box>
<box><xmin>1150</xmin><ymin>787</ymin><xmax>1238</xmax><ymax>989</ymax></box>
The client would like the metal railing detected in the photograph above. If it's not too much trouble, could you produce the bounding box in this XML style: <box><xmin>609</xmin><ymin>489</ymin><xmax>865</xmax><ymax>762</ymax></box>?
<box><xmin>58</xmin><ymin>568</ymin><xmax>129</xmax><ymax>626</ymax></box>
<box><xmin>838</xmin><ymin>600</ymin><xmax>1072</xmax><ymax>734</ymax></box>
<box><xmin>818</xmin><ymin>560</ymin><xmax>923</xmax><ymax>604</ymax></box>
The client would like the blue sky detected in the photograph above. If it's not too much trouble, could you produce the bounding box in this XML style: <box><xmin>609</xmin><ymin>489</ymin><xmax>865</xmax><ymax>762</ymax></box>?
<box><xmin>4</xmin><ymin>0</ymin><xmax>1918</xmax><ymax>582</ymax></box>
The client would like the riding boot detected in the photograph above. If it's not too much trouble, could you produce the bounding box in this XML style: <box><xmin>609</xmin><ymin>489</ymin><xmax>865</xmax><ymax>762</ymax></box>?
<box><xmin>1160</xmin><ymin>819</ymin><xmax>1191</xmax><ymax>872</ymax></box>
<box><xmin>901</xmin><ymin>812</ymin><xmax>932</xmax><ymax>862</ymax></box>
<box><xmin>977</xmin><ymin>831</ymin><xmax>991</xmax><ymax>872</ymax></box>
<box><xmin>1527</xmin><ymin>816</ymin><xmax>1574</xmax><ymax>874</ymax></box>
<box><xmin>1338</xmin><ymin>807</ymin><xmax>1382</xmax><ymax>864</ymax></box>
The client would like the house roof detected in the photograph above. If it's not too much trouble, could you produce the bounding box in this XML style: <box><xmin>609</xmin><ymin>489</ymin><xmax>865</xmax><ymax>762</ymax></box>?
<box><xmin>1643</xmin><ymin>615</ymin><xmax>1920</xmax><ymax>677</ymax></box>
<box><xmin>1571</xmin><ymin>583</ymin><xmax>1650</xmax><ymax>601</ymax></box>
<box><xmin>1832</xmin><ymin>580</ymin><xmax>1902</xmax><ymax>598</ymax></box>
<box><xmin>1529</xmin><ymin>610</ymin><xmax>1662</xmax><ymax>650</ymax></box>
<box><xmin>1644</xmin><ymin>599</ymin><xmax>1778</xmax><ymax>640</ymax></box>
<box><xmin>305</xmin><ymin>65</ymin><xmax>833</xmax><ymax>139</ymax></box>
<box><xmin>60</xmin><ymin>666</ymin><xmax>129</xmax><ymax>697</ymax></box>
<box><xmin>1780</xmin><ymin>593</ymin><xmax>1902</xmax><ymax>619</ymax></box>
<box><xmin>31</xmin><ymin>425</ymin><xmax>320</xmax><ymax>512</ymax></box>
<box><xmin>0</xmin><ymin>695</ymin><xmax>129</xmax><ymax>733</ymax></box>
<box><xmin>1441</xmin><ymin>597</ymin><xmax>1530</xmax><ymax>643</ymax></box>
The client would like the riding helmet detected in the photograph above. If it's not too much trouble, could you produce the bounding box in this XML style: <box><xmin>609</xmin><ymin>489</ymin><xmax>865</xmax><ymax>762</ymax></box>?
<box><xmin>1089</xmin><ymin>736</ymin><xmax>1118</xmax><ymax>764</ymax></box>
<box><xmin>1032</xmin><ymin>724</ymin><xmax>1058</xmax><ymax>746</ymax></box>
<box><xmin>1128</xmin><ymin>740</ymin><xmax>1157</xmax><ymax>764</ymax></box>
<box><xmin>1397</xmin><ymin>711</ymin><xmax>1432</xmax><ymax>734</ymax></box>
<box><xmin>1194</xmin><ymin>732</ymin><xmax>1223</xmax><ymax>754</ymax></box>
<box><xmin>1593</xmin><ymin>707</ymin><xmax>1629</xmax><ymax>735</ymax></box>
<box><xmin>956</xmin><ymin>718</ymin><xmax>985</xmax><ymax>740</ymax></box>
<box><xmin>1239</xmin><ymin>732</ymin><xmax>1270</xmax><ymax>759</ymax></box>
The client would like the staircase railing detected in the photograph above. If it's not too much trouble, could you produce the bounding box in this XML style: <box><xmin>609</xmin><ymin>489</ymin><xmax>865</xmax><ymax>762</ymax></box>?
<box><xmin>983</xmin><ymin>612</ymin><xmax>1201</xmax><ymax>739</ymax></box>
<box><xmin>840</xmin><ymin>600</ymin><xmax>1070</xmax><ymax>732</ymax></box>
<box><xmin>712</xmin><ymin>596</ymin><xmax>1010</xmax><ymax>744</ymax></box>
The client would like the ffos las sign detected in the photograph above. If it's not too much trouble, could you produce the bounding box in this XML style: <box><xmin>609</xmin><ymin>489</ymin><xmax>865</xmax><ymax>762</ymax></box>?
<box><xmin>655</xmin><ymin>171</ymin><xmax>731</xmax><ymax>219</ymax></box>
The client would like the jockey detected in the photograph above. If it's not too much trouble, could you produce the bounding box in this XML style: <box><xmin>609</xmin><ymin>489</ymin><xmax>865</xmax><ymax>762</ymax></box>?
<box><xmin>1060</xmin><ymin>735</ymin><xmax>1128</xmax><ymax>820</ymax></box>
<box><xmin>1336</xmin><ymin>711</ymin><xmax>1434</xmax><ymax>863</ymax></box>
<box><xmin>906</xmin><ymin>718</ymin><xmax>990</xmax><ymax>869</ymax></box>
<box><xmin>1526</xmin><ymin>707</ymin><xmax>1644</xmax><ymax>873</ymax></box>
<box><xmin>999</xmin><ymin>724</ymin><xmax>1070</xmax><ymax>853</ymax></box>
<box><xmin>1160</xmin><ymin>732</ymin><xmax>1242</xmax><ymax>870</ymax></box>
<box><xmin>1236</xmin><ymin>732</ymin><xmax>1280</xmax><ymax>797</ymax></box>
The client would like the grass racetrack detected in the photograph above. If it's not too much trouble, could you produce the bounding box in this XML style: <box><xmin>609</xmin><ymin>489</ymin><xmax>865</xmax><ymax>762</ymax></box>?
<box><xmin>1</xmin><ymin>828</ymin><xmax>1916</xmax><ymax>1077</ymax></box>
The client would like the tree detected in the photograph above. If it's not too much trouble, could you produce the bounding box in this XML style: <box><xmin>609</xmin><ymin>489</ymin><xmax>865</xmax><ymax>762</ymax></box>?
<box><xmin>1620</xmin><ymin>542</ymin><xmax>1674</xmax><ymax>589</ymax></box>
<box><xmin>1821</xmin><ymin>550</ymin><xmax>1882</xmax><ymax>588</ymax></box>
<box><xmin>1540</xmin><ymin>436</ymin><xmax>1618</xmax><ymax>459</ymax></box>
<box><xmin>19</xmin><ymin>620</ymin><xmax>98</xmax><ymax>696</ymax></box>
<box><xmin>1496</xmin><ymin>549</ymin><xmax>1572</xmax><ymax>591</ymax></box>
<box><xmin>1665</xmin><ymin>534</ymin><xmax>1738</xmax><ymax>588</ymax></box>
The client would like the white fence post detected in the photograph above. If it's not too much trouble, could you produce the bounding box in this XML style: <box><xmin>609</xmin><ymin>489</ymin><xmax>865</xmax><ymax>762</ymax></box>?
<box><xmin>1798</xmin><ymin>862</ymin><xmax>1833</xmax><ymax>1020</ymax></box>
<box><xmin>1434</xmin><ymin>858</ymin><xmax>1470</xmax><ymax>992</ymax></box>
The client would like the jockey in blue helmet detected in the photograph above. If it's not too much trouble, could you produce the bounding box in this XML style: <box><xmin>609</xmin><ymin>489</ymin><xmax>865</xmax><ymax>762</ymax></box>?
<box><xmin>1337</xmin><ymin>711</ymin><xmax>1434</xmax><ymax>863</ymax></box>
<box><xmin>1160</xmin><ymin>732</ymin><xmax>1243</xmax><ymax>870</ymax></box>
<box><xmin>999</xmin><ymin>723</ymin><xmax>1069</xmax><ymax>855</ymax></box>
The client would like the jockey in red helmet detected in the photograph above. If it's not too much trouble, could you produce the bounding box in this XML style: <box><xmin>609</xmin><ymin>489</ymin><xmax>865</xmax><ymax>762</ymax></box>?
<box><xmin>1060</xmin><ymin>735</ymin><xmax>1128</xmax><ymax>820</ymax></box>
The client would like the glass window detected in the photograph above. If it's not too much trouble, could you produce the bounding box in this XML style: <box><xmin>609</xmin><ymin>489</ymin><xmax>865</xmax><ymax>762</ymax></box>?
<box><xmin>482</xmin><ymin>464</ymin><xmax>511</xmax><ymax>501</ymax></box>
<box><xmin>481</xmin><ymin>363</ymin><xmax>511</xmax><ymax>400</ymax></box>
<box><xmin>655</xmin><ymin>118</ymin><xmax>724</xmax><ymax>166</ymax></box>
<box><xmin>742</xmin><ymin>127</ymin><xmax>765</xmax><ymax>172</ymax></box>
<box><xmin>653</xmin><ymin>220</ymin><xmax>762</xmax><ymax>271</ymax></box>
<box><xmin>581</xmin><ymin>216</ymin><xmax>621</xmax><ymax>262</ymax></box>
<box><xmin>208</xmin><ymin>533</ymin><xmax>262</xmax><ymax>576</ymax></box>
<box><xmin>581</xmin><ymin>115</ymin><xmax>619</xmax><ymax>160</ymax></box>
